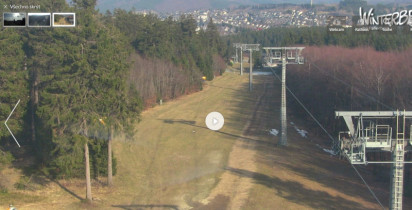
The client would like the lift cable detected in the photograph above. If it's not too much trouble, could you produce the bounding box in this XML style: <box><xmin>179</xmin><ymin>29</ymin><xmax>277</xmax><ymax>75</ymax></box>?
<box><xmin>351</xmin><ymin>164</ymin><xmax>385</xmax><ymax>209</ymax></box>
<box><xmin>270</xmin><ymin>67</ymin><xmax>385</xmax><ymax>210</ymax></box>
<box><xmin>270</xmin><ymin>67</ymin><xmax>338</xmax><ymax>150</ymax></box>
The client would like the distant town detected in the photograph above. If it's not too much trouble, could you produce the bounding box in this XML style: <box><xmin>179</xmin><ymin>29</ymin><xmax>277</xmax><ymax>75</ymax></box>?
<box><xmin>132</xmin><ymin>4</ymin><xmax>355</xmax><ymax>35</ymax></box>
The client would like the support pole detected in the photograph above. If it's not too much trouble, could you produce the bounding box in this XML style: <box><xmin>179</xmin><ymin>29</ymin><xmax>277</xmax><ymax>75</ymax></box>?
<box><xmin>235</xmin><ymin>47</ymin><xmax>238</xmax><ymax>63</ymax></box>
<box><xmin>280</xmin><ymin>53</ymin><xmax>287</xmax><ymax>146</ymax></box>
<box><xmin>249</xmin><ymin>50</ymin><xmax>253</xmax><ymax>91</ymax></box>
<box><xmin>390</xmin><ymin>112</ymin><xmax>405</xmax><ymax>210</ymax></box>
<box><xmin>242</xmin><ymin>44</ymin><xmax>259</xmax><ymax>89</ymax></box>
<box><xmin>263</xmin><ymin>47</ymin><xmax>304</xmax><ymax>146</ymax></box>
<box><xmin>240</xmin><ymin>49</ymin><xmax>243</xmax><ymax>75</ymax></box>
<box><xmin>85</xmin><ymin>143</ymin><xmax>92</xmax><ymax>201</ymax></box>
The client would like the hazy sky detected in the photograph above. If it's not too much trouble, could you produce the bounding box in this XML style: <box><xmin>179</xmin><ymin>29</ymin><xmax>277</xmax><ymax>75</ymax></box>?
<box><xmin>4</xmin><ymin>13</ymin><xmax>25</xmax><ymax>21</ymax></box>
<box><xmin>96</xmin><ymin>0</ymin><xmax>406</xmax><ymax>12</ymax></box>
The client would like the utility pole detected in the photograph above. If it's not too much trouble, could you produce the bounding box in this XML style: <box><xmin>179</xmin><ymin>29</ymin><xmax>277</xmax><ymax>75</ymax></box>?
<box><xmin>336</xmin><ymin>110</ymin><xmax>412</xmax><ymax>210</ymax></box>
<box><xmin>242</xmin><ymin>44</ymin><xmax>260</xmax><ymax>91</ymax></box>
<box><xmin>263</xmin><ymin>47</ymin><xmax>304</xmax><ymax>146</ymax></box>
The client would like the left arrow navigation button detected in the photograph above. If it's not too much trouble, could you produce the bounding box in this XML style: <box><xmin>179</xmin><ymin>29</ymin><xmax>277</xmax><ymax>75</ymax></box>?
<box><xmin>4</xmin><ymin>99</ymin><xmax>21</xmax><ymax>147</ymax></box>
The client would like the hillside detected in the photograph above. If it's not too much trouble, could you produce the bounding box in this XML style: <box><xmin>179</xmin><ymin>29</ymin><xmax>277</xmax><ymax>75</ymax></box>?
<box><xmin>1</xmin><ymin>71</ymin><xmax>407</xmax><ymax>209</ymax></box>
<box><xmin>0</xmin><ymin>1</ymin><xmax>227</xmax><ymax>191</ymax></box>
<box><xmin>2</xmin><ymin>0</ymin><xmax>412</xmax><ymax>209</ymax></box>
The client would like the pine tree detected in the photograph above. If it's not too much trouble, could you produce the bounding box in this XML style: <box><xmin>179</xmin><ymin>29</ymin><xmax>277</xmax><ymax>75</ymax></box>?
<box><xmin>0</xmin><ymin>28</ymin><xmax>27</xmax><ymax>149</ymax></box>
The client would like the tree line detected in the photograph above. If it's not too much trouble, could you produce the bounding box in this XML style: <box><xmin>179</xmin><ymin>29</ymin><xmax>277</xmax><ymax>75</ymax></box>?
<box><xmin>227</xmin><ymin>26</ymin><xmax>412</xmax><ymax>196</ymax></box>
<box><xmin>226</xmin><ymin>27</ymin><xmax>412</xmax><ymax>53</ymax></box>
<box><xmin>1</xmin><ymin>0</ymin><xmax>142</xmax><ymax>201</ymax></box>
<box><xmin>0</xmin><ymin>0</ymin><xmax>226</xmax><ymax>201</ymax></box>
<box><xmin>287</xmin><ymin>46</ymin><xmax>412</xmax><ymax>195</ymax></box>
<box><xmin>287</xmin><ymin>46</ymin><xmax>411</xmax><ymax>134</ymax></box>
<box><xmin>103</xmin><ymin>10</ymin><xmax>227</xmax><ymax>107</ymax></box>
<box><xmin>105</xmin><ymin>10</ymin><xmax>226</xmax><ymax>80</ymax></box>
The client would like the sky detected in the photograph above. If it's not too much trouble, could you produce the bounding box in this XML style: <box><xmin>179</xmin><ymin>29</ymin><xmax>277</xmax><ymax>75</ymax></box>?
<box><xmin>95</xmin><ymin>0</ymin><xmax>407</xmax><ymax>12</ymax></box>
<box><xmin>4</xmin><ymin>13</ymin><xmax>25</xmax><ymax>21</ymax></box>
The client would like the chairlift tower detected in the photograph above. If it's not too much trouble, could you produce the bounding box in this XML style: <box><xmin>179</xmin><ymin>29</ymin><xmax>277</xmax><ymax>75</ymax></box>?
<box><xmin>233</xmin><ymin>43</ymin><xmax>242</xmax><ymax>64</ymax></box>
<box><xmin>336</xmin><ymin>110</ymin><xmax>412</xmax><ymax>210</ymax></box>
<box><xmin>233</xmin><ymin>43</ymin><xmax>245</xmax><ymax>75</ymax></box>
<box><xmin>241</xmin><ymin>44</ymin><xmax>260</xmax><ymax>91</ymax></box>
<box><xmin>263</xmin><ymin>47</ymin><xmax>305</xmax><ymax>146</ymax></box>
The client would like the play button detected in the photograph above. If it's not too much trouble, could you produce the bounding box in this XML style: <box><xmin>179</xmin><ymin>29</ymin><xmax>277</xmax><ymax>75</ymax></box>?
<box><xmin>212</xmin><ymin>118</ymin><xmax>218</xmax><ymax>125</ymax></box>
<box><xmin>205</xmin><ymin>112</ymin><xmax>224</xmax><ymax>131</ymax></box>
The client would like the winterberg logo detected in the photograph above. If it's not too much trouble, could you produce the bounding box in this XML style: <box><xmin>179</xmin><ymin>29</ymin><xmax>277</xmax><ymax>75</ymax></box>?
<box><xmin>358</xmin><ymin>7</ymin><xmax>412</xmax><ymax>26</ymax></box>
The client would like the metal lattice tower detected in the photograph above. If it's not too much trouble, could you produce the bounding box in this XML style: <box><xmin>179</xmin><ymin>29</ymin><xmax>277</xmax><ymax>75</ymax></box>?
<box><xmin>241</xmin><ymin>44</ymin><xmax>260</xmax><ymax>91</ymax></box>
<box><xmin>233</xmin><ymin>43</ymin><xmax>249</xmax><ymax>76</ymax></box>
<box><xmin>263</xmin><ymin>47</ymin><xmax>304</xmax><ymax>146</ymax></box>
<box><xmin>281</xmin><ymin>54</ymin><xmax>287</xmax><ymax>144</ymax></box>
<box><xmin>240</xmin><ymin>48</ymin><xmax>243</xmax><ymax>75</ymax></box>
<box><xmin>391</xmin><ymin>111</ymin><xmax>406</xmax><ymax>210</ymax></box>
<box><xmin>336</xmin><ymin>111</ymin><xmax>412</xmax><ymax>210</ymax></box>
<box><xmin>233</xmin><ymin>43</ymin><xmax>242</xmax><ymax>64</ymax></box>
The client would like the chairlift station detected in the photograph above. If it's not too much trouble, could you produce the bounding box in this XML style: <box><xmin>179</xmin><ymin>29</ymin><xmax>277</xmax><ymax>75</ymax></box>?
<box><xmin>336</xmin><ymin>110</ymin><xmax>412</xmax><ymax>210</ymax></box>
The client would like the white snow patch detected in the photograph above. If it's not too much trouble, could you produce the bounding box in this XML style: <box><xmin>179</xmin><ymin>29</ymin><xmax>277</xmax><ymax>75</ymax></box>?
<box><xmin>296</xmin><ymin>128</ymin><xmax>308</xmax><ymax>138</ymax></box>
<box><xmin>290</xmin><ymin>122</ymin><xmax>308</xmax><ymax>138</ymax></box>
<box><xmin>316</xmin><ymin>144</ymin><xmax>337</xmax><ymax>156</ymax></box>
<box><xmin>323</xmin><ymin>148</ymin><xmax>337</xmax><ymax>156</ymax></box>
<box><xmin>253</xmin><ymin>71</ymin><xmax>272</xmax><ymax>76</ymax></box>
<box><xmin>269</xmin><ymin>129</ymin><xmax>279</xmax><ymax>136</ymax></box>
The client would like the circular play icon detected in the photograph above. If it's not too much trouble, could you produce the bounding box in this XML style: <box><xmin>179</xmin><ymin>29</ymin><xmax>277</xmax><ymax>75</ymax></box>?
<box><xmin>205</xmin><ymin>112</ymin><xmax>224</xmax><ymax>131</ymax></box>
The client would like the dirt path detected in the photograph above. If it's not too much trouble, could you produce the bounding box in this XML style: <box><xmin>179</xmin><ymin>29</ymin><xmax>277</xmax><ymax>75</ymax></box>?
<box><xmin>200</xmin><ymin>76</ymin><xmax>272</xmax><ymax>209</ymax></box>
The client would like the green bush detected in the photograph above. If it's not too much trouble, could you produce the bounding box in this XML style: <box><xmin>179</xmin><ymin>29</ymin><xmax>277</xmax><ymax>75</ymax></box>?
<box><xmin>0</xmin><ymin>151</ymin><xmax>14</xmax><ymax>171</ymax></box>
<box><xmin>14</xmin><ymin>176</ymin><xmax>30</xmax><ymax>190</ymax></box>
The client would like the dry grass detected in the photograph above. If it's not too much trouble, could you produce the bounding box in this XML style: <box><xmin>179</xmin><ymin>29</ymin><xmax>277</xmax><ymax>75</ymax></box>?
<box><xmin>54</xmin><ymin>15</ymin><xmax>73</xmax><ymax>25</ymax></box>
<box><xmin>0</xmin><ymin>72</ymin><xmax>254</xmax><ymax>209</ymax></box>
<box><xmin>231</xmin><ymin>62</ymin><xmax>251</xmax><ymax>69</ymax></box>
<box><xmin>1</xmin><ymin>71</ymin><xmax>407</xmax><ymax>209</ymax></box>
<box><xmin>109</xmin><ymin>72</ymin><xmax>257</xmax><ymax>208</ymax></box>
